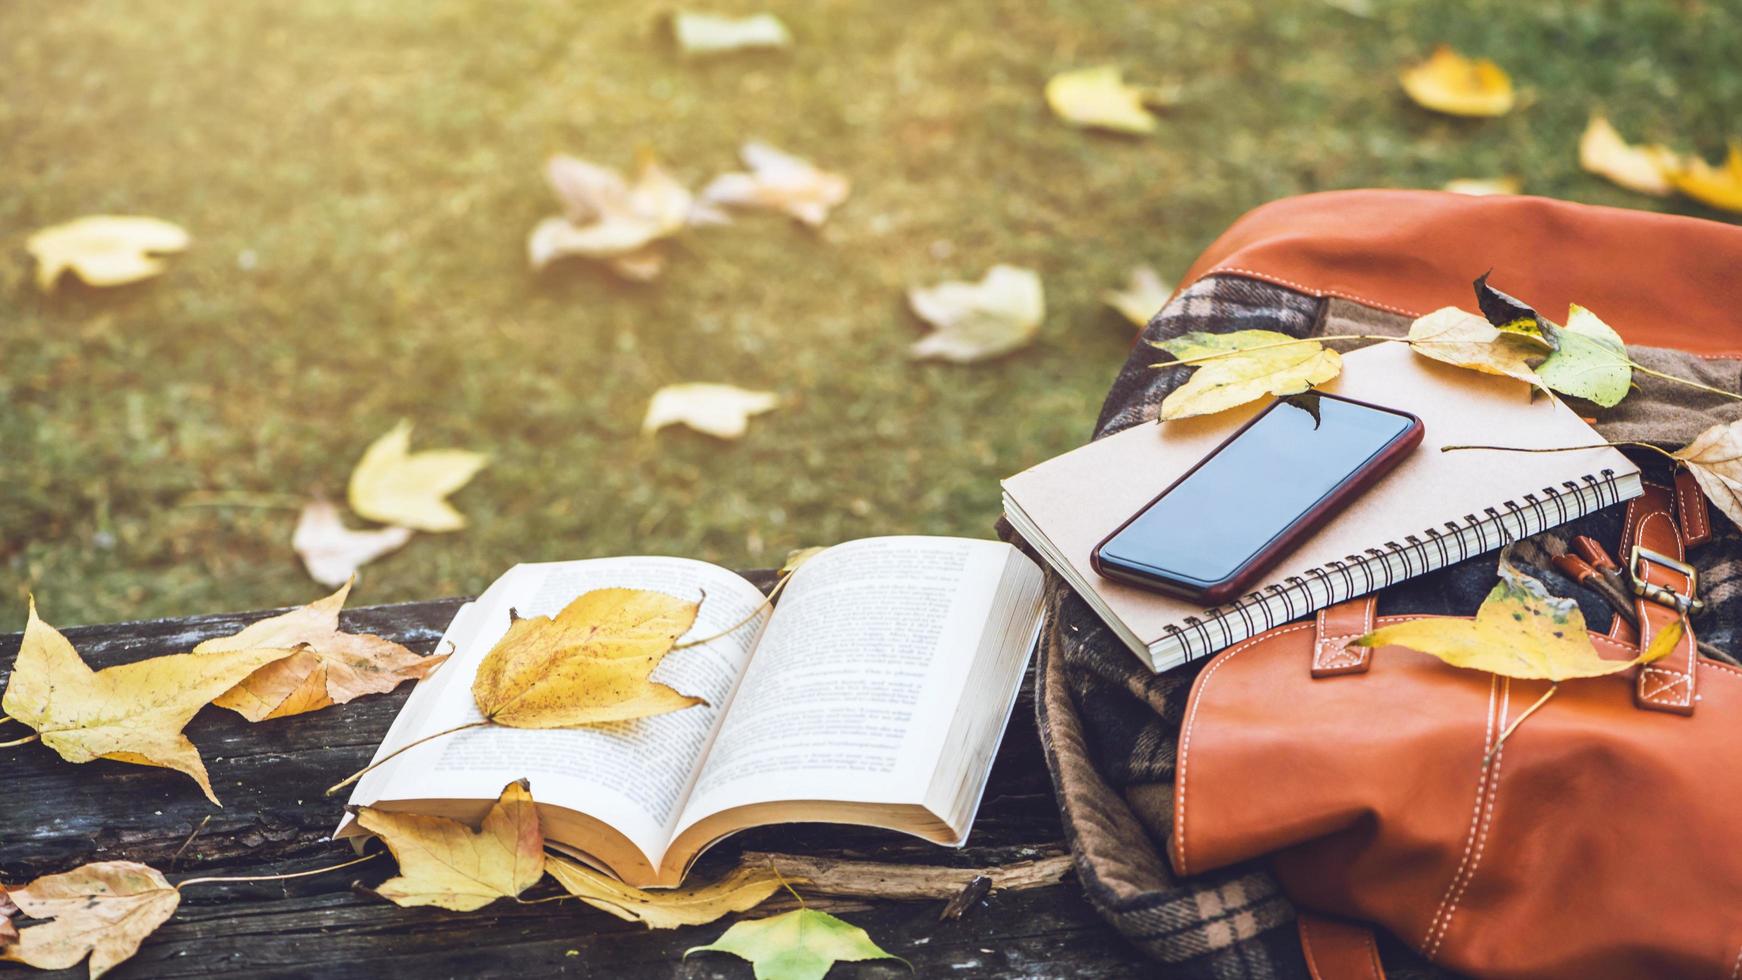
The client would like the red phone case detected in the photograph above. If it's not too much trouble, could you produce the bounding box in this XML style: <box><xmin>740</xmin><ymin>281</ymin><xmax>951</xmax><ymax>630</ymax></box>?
<box><xmin>1090</xmin><ymin>394</ymin><xmax>1424</xmax><ymax>605</ymax></box>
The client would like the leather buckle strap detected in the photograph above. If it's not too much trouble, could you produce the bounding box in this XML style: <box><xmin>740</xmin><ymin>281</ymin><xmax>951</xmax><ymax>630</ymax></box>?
<box><xmin>1622</xmin><ymin>484</ymin><xmax>1700</xmax><ymax>716</ymax></box>
<box><xmin>1629</xmin><ymin>546</ymin><xmax>1703</xmax><ymax>616</ymax></box>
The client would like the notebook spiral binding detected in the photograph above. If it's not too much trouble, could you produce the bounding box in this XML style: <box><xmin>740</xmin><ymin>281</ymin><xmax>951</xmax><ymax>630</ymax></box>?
<box><xmin>1163</xmin><ymin>468</ymin><xmax>1623</xmax><ymax>661</ymax></box>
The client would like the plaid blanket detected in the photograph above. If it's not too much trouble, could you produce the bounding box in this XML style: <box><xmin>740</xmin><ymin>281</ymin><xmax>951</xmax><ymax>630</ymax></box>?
<box><xmin>1025</xmin><ymin>274</ymin><xmax>1742</xmax><ymax>978</ymax></box>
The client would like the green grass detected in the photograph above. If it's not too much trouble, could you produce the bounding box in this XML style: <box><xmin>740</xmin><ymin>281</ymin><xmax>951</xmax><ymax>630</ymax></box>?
<box><xmin>3</xmin><ymin>0</ymin><xmax>1738</xmax><ymax>627</ymax></box>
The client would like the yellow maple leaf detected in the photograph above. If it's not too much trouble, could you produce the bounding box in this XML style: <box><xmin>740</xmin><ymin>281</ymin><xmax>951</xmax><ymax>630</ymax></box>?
<box><xmin>347</xmin><ymin>420</ymin><xmax>487</xmax><ymax>533</ymax></box>
<box><xmin>1405</xmin><ymin>306</ymin><xmax>1545</xmax><ymax>388</ymax></box>
<box><xmin>1666</xmin><ymin>139</ymin><xmax>1742</xmax><ymax>214</ymax></box>
<box><xmin>1357</xmin><ymin>552</ymin><xmax>1680</xmax><ymax>680</ymax></box>
<box><xmin>642</xmin><ymin>383</ymin><xmax>780</xmax><ymax>440</ymax></box>
<box><xmin>699</xmin><ymin>142</ymin><xmax>850</xmax><ymax>227</ymax></box>
<box><xmin>1</xmin><ymin>599</ymin><xmax>295</xmax><ymax>804</ymax></box>
<box><xmin>201</xmin><ymin>581</ymin><xmax>446</xmax><ymax>722</ymax></box>
<box><xmin>908</xmin><ymin>265</ymin><xmax>1046</xmax><ymax>363</ymax></box>
<box><xmin>472</xmin><ymin>588</ymin><xmax>703</xmax><ymax>727</ymax></box>
<box><xmin>548</xmin><ymin>856</ymin><xmax>784</xmax><ymax>929</ymax></box>
<box><xmin>1579</xmin><ymin>114</ymin><xmax>1678</xmax><ymax>197</ymax></box>
<box><xmin>0</xmin><ymin>861</ymin><xmax>180</xmax><ymax>979</ymax></box>
<box><xmin>1044</xmin><ymin>65</ymin><xmax>1159</xmax><ymax>134</ymax></box>
<box><xmin>1399</xmin><ymin>46</ymin><xmax>1515</xmax><ymax>117</ymax></box>
<box><xmin>528</xmin><ymin>153</ymin><xmax>705</xmax><ymax>281</ymax></box>
<box><xmin>26</xmin><ymin>216</ymin><xmax>190</xmax><ymax>292</ymax></box>
<box><xmin>291</xmin><ymin>498</ymin><xmax>413</xmax><ymax>587</ymax></box>
<box><xmin>354</xmin><ymin>779</ymin><xmax>544</xmax><ymax>911</ymax></box>
<box><xmin>1150</xmin><ymin>330</ymin><xmax>1341</xmax><ymax>421</ymax></box>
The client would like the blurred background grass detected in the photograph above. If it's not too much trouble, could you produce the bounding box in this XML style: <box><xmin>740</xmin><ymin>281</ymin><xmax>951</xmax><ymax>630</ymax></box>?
<box><xmin>3</xmin><ymin>0</ymin><xmax>1739</xmax><ymax>626</ymax></box>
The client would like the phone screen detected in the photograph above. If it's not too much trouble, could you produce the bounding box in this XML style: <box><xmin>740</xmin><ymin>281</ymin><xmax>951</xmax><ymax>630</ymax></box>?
<box><xmin>1099</xmin><ymin>395</ymin><xmax>1416</xmax><ymax>591</ymax></box>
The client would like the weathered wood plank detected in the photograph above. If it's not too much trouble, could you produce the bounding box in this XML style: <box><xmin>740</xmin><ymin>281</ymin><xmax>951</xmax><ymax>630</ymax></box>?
<box><xmin>0</xmin><ymin>590</ymin><xmax>1149</xmax><ymax>978</ymax></box>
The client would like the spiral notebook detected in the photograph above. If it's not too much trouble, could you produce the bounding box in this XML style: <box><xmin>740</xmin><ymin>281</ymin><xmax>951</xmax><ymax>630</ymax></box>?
<box><xmin>1002</xmin><ymin>341</ymin><xmax>1642</xmax><ymax>671</ymax></box>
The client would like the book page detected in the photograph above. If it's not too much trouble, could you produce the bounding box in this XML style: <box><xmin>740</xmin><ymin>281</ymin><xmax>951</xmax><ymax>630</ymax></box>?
<box><xmin>345</xmin><ymin>556</ymin><xmax>771</xmax><ymax>866</ymax></box>
<box><xmin>672</xmin><ymin>537</ymin><xmax>1012</xmax><ymax>837</ymax></box>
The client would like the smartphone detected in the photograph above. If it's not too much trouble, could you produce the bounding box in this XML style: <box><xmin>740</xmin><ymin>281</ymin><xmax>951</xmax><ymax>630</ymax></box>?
<box><xmin>1091</xmin><ymin>392</ymin><xmax>1423</xmax><ymax>604</ymax></box>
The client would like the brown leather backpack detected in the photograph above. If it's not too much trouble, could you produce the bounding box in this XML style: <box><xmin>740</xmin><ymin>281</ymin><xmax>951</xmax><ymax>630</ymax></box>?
<box><xmin>1171</xmin><ymin>477</ymin><xmax>1742</xmax><ymax>979</ymax></box>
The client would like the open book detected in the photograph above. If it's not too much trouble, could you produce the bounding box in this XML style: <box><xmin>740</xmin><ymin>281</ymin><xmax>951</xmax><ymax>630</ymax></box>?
<box><xmin>337</xmin><ymin>536</ymin><xmax>1044</xmax><ymax>888</ymax></box>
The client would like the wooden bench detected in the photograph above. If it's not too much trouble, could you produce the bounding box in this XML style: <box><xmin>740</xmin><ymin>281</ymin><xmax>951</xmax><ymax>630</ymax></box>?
<box><xmin>2</xmin><ymin>579</ymin><xmax>1151</xmax><ymax>978</ymax></box>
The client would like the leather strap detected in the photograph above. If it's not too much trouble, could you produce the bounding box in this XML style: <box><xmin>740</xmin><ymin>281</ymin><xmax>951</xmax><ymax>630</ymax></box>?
<box><xmin>1674</xmin><ymin>468</ymin><xmax>1712</xmax><ymax>548</ymax></box>
<box><xmin>1298</xmin><ymin>913</ymin><xmax>1386</xmax><ymax>980</ymax></box>
<box><xmin>1312</xmin><ymin>597</ymin><xmax>1377</xmax><ymax>677</ymax></box>
<box><xmin>1623</xmin><ymin>483</ymin><xmax>1700</xmax><ymax>715</ymax></box>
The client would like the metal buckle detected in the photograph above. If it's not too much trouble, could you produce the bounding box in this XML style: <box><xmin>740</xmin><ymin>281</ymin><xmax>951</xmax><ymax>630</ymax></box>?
<box><xmin>1630</xmin><ymin>545</ymin><xmax>1704</xmax><ymax>616</ymax></box>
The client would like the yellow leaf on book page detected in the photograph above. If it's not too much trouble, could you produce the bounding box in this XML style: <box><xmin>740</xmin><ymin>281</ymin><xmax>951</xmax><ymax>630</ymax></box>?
<box><xmin>472</xmin><ymin>588</ymin><xmax>703</xmax><ymax>727</ymax></box>
<box><xmin>1356</xmin><ymin>551</ymin><xmax>1680</xmax><ymax>680</ymax></box>
<box><xmin>0</xmin><ymin>862</ymin><xmax>179</xmax><ymax>979</ymax></box>
<box><xmin>1</xmin><ymin>599</ymin><xmax>295</xmax><ymax>804</ymax></box>
<box><xmin>354</xmin><ymin>779</ymin><xmax>544</xmax><ymax>911</ymax></box>
<box><xmin>1399</xmin><ymin>46</ymin><xmax>1514</xmax><ymax>117</ymax></box>
<box><xmin>548</xmin><ymin>856</ymin><xmax>783</xmax><ymax>928</ymax></box>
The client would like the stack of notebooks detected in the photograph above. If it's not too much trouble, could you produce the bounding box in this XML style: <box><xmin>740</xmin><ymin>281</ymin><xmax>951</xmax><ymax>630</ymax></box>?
<box><xmin>1003</xmin><ymin>342</ymin><xmax>1642</xmax><ymax>671</ymax></box>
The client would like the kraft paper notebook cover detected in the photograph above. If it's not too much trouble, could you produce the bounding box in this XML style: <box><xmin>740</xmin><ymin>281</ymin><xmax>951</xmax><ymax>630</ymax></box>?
<box><xmin>1002</xmin><ymin>341</ymin><xmax>1643</xmax><ymax>671</ymax></box>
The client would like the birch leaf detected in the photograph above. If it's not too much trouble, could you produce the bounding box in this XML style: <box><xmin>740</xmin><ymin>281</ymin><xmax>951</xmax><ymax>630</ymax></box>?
<box><xmin>1674</xmin><ymin>419</ymin><xmax>1742</xmax><ymax>531</ymax></box>
<box><xmin>671</xmin><ymin>12</ymin><xmax>792</xmax><ymax>54</ymax></box>
<box><xmin>700</xmin><ymin>142</ymin><xmax>849</xmax><ymax>227</ymax></box>
<box><xmin>1442</xmin><ymin>177</ymin><xmax>1521</xmax><ymax>196</ymax></box>
<box><xmin>355</xmin><ymin>779</ymin><xmax>544</xmax><ymax>912</ymax></box>
<box><xmin>1102</xmin><ymin>265</ymin><xmax>1172</xmax><ymax>327</ymax></box>
<box><xmin>202</xmin><ymin>581</ymin><xmax>445</xmax><ymax>722</ymax></box>
<box><xmin>1044</xmin><ymin>65</ymin><xmax>1158</xmax><ymax>134</ymax></box>
<box><xmin>686</xmin><ymin>908</ymin><xmax>906</xmax><ymax>980</ymax></box>
<box><xmin>0</xmin><ymin>862</ymin><xmax>179</xmax><ymax>979</ymax></box>
<box><xmin>1356</xmin><ymin>551</ymin><xmax>1679</xmax><ymax>680</ymax></box>
<box><xmin>1534</xmin><ymin>304</ymin><xmax>1632</xmax><ymax>408</ymax></box>
<box><xmin>347</xmin><ymin>420</ymin><xmax>487</xmax><ymax>533</ymax></box>
<box><xmin>908</xmin><ymin>265</ymin><xmax>1044</xmax><ymax>363</ymax></box>
<box><xmin>291</xmin><ymin>498</ymin><xmax>413</xmax><ymax>587</ymax></box>
<box><xmin>1579</xmin><ymin>115</ymin><xmax>1677</xmax><ymax>197</ymax></box>
<box><xmin>1399</xmin><ymin>46</ymin><xmax>1515</xmax><ymax>117</ymax></box>
<box><xmin>530</xmin><ymin>154</ymin><xmax>700</xmax><ymax>280</ymax></box>
<box><xmin>0</xmin><ymin>599</ymin><xmax>294</xmax><ymax>804</ymax></box>
<box><xmin>1151</xmin><ymin>330</ymin><xmax>1340</xmax><ymax>421</ymax></box>
<box><xmin>1472</xmin><ymin>273</ymin><xmax>1558</xmax><ymax>350</ymax></box>
<box><xmin>643</xmin><ymin>383</ymin><xmax>779</xmax><ymax>440</ymax></box>
<box><xmin>1667</xmin><ymin>140</ymin><xmax>1742</xmax><ymax>214</ymax></box>
<box><xmin>1405</xmin><ymin>307</ymin><xmax>1544</xmax><ymax>388</ymax></box>
<box><xmin>472</xmin><ymin>588</ymin><xmax>702</xmax><ymax>728</ymax></box>
<box><xmin>548</xmin><ymin>856</ymin><xmax>783</xmax><ymax>928</ymax></box>
<box><xmin>26</xmin><ymin>216</ymin><xmax>190</xmax><ymax>292</ymax></box>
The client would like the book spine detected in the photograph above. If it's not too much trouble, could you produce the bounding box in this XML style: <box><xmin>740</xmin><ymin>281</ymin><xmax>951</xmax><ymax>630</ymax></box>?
<box><xmin>1155</xmin><ymin>469</ymin><xmax>1625</xmax><ymax>666</ymax></box>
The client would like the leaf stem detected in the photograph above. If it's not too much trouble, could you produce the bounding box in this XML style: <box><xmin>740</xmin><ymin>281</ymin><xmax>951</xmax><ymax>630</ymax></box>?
<box><xmin>514</xmin><ymin>894</ymin><xmax>575</xmax><ymax>905</ymax></box>
<box><xmin>769</xmin><ymin>860</ymin><xmax>805</xmax><ymax>908</ymax></box>
<box><xmin>175</xmin><ymin>852</ymin><xmax>379</xmax><ymax>890</ymax></box>
<box><xmin>324</xmin><ymin>720</ymin><xmax>491</xmax><ymax>797</ymax></box>
<box><xmin>1441</xmin><ymin>441</ymin><xmax>1680</xmax><ymax>465</ymax></box>
<box><xmin>1484</xmin><ymin>683</ymin><xmax>1558</xmax><ymax>767</ymax></box>
<box><xmin>671</xmin><ymin>574</ymin><xmax>793</xmax><ymax>651</ymax></box>
<box><xmin>1629</xmin><ymin>362</ymin><xmax>1742</xmax><ymax>401</ymax></box>
<box><xmin>0</xmin><ymin>733</ymin><xmax>39</xmax><ymax>749</ymax></box>
<box><xmin>1149</xmin><ymin>332</ymin><xmax>1389</xmax><ymax>368</ymax></box>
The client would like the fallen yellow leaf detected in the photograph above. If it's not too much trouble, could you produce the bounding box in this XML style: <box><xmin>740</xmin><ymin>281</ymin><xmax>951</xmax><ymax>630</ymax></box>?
<box><xmin>1579</xmin><ymin>114</ymin><xmax>1677</xmax><ymax>197</ymax></box>
<box><xmin>347</xmin><ymin>420</ymin><xmax>487</xmax><ymax>533</ymax></box>
<box><xmin>1357</xmin><ymin>551</ymin><xmax>1679</xmax><ymax>680</ymax></box>
<box><xmin>1399</xmin><ymin>46</ymin><xmax>1514</xmax><ymax>118</ymax></box>
<box><xmin>1442</xmin><ymin>177</ymin><xmax>1521</xmax><ymax>196</ymax></box>
<box><xmin>1674</xmin><ymin>419</ymin><xmax>1742</xmax><ymax>532</ymax></box>
<box><xmin>1102</xmin><ymin>264</ymin><xmax>1172</xmax><ymax>328</ymax></box>
<box><xmin>202</xmin><ymin>581</ymin><xmax>445</xmax><ymax>722</ymax></box>
<box><xmin>700</xmin><ymin>142</ymin><xmax>849</xmax><ymax>227</ymax></box>
<box><xmin>643</xmin><ymin>383</ymin><xmax>780</xmax><ymax>440</ymax></box>
<box><xmin>1045</xmin><ymin>65</ymin><xmax>1159</xmax><ymax>134</ymax></box>
<box><xmin>1405</xmin><ymin>306</ymin><xmax>1544</xmax><ymax>388</ymax></box>
<box><xmin>529</xmin><ymin>154</ymin><xmax>704</xmax><ymax>280</ymax></box>
<box><xmin>472</xmin><ymin>588</ymin><xmax>703</xmax><ymax>727</ymax></box>
<box><xmin>1666</xmin><ymin>140</ymin><xmax>1742</xmax><ymax>214</ymax></box>
<box><xmin>0</xmin><ymin>862</ymin><xmax>179</xmax><ymax>979</ymax></box>
<box><xmin>908</xmin><ymin>264</ymin><xmax>1045</xmax><ymax>363</ymax></box>
<box><xmin>291</xmin><ymin>498</ymin><xmax>414</xmax><ymax>587</ymax></box>
<box><xmin>670</xmin><ymin>11</ymin><xmax>793</xmax><ymax>54</ymax></box>
<box><xmin>26</xmin><ymin>216</ymin><xmax>190</xmax><ymax>292</ymax></box>
<box><xmin>548</xmin><ymin>855</ymin><xmax>783</xmax><ymax>928</ymax></box>
<box><xmin>1150</xmin><ymin>330</ymin><xmax>1340</xmax><ymax>421</ymax></box>
<box><xmin>355</xmin><ymin>779</ymin><xmax>545</xmax><ymax>911</ymax></box>
<box><xmin>1</xmin><ymin>599</ymin><xmax>294</xmax><ymax>804</ymax></box>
